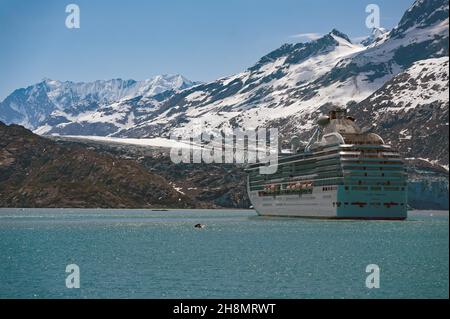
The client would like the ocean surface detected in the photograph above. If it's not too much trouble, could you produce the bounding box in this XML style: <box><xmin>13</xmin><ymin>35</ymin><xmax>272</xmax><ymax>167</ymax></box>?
<box><xmin>0</xmin><ymin>208</ymin><xmax>448</xmax><ymax>299</ymax></box>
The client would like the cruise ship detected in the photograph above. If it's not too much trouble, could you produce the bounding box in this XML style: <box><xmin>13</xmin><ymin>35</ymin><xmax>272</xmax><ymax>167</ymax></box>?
<box><xmin>246</xmin><ymin>108</ymin><xmax>407</xmax><ymax>219</ymax></box>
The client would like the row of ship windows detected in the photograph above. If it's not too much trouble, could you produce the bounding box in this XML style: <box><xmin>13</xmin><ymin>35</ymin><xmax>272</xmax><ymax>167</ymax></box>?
<box><xmin>341</xmin><ymin>154</ymin><xmax>400</xmax><ymax>159</ymax></box>
<box><xmin>333</xmin><ymin>202</ymin><xmax>405</xmax><ymax>208</ymax></box>
<box><xmin>279</xmin><ymin>164</ymin><xmax>340</xmax><ymax>174</ymax></box>
<box><xmin>249</xmin><ymin>159</ymin><xmax>341</xmax><ymax>172</ymax></box>
<box><xmin>251</xmin><ymin>184</ymin><xmax>405</xmax><ymax>192</ymax></box>
<box><xmin>314</xmin><ymin>179</ymin><xmax>344</xmax><ymax>186</ymax></box>
<box><xmin>251</xmin><ymin>169</ymin><xmax>342</xmax><ymax>182</ymax></box>
<box><xmin>251</xmin><ymin>162</ymin><xmax>404</xmax><ymax>177</ymax></box>
<box><xmin>253</xmin><ymin>147</ymin><xmax>398</xmax><ymax>167</ymax></box>
<box><xmin>269</xmin><ymin>161</ymin><xmax>341</xmax><ymax>175</ymax></box>
<box><xmin>345</xmin><ymin>180</ymin><xmax>406</xmax><ymax>186</ymax></box>
<box><xmin>250</xmin><ymin>172</ymin><xmax>404</xmax><ymax>184</ymax></box>
<box><xmin>344</xmin><ymin>186</ymin><xmax>405</xmax><ymax>191</ymax></box>
<box><xmin>278</xmin><ymin>149</ymin><xmax>340</xmax><ymax>164</ymax></box>
<box><xmin>342</xmin><ymin>161</ymin><xmax>402</xmax><ymax>165</ymax></box>
<box><xmin>342</xmin><ymin>148</ymin><xmax>392</xmax><ymax>153</ymax></box>
<box><xmin>343</xmin><ymin>141</ymin><xmax>383</xmax><ymax>145</ymax></box>
<box><xmin>345</xmin><ymin>172</ymin><xmax>404</xmax><ymax>177</ymax></box>
<box><xmin>250</xmin><ymin>178</ymin><xmax>344</xmax><ymax>188</ymax></box>
<box><xmin>251</xmin><ymin>177</ymin><xmax>405</xmax><ymax>187</ymax></box>
<box><xmin>257</xmin><ymin>189</ymin><xmax>313</xmax><ymax>197</ymax></box>
<box><xmin>249</xmin><ymin>164</ymin><xmax>404</xmax><ymax>179</ymax></box>
<box><xmin>343</xmin><ymin>166</ymin><xmax>406</xmax><ymax>171</ymax></box>
<box><xmin>288</xmin><ymin>162</ymin><xmax>340</xmax><ymax>171</ymax></box>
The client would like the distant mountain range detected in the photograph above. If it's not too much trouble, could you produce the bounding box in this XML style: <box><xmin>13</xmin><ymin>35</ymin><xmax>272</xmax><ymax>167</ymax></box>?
<box><xmin>0</xmin><ymin>74</ymin><xmax>198</xmax><ymax>133</ymax></box>
<box><xmin>0</xmin><ymin>0</ymin><xmax>448</xmax><ymax>168</ymax></box>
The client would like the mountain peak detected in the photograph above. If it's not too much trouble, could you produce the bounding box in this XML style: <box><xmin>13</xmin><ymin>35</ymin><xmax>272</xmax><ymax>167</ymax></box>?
<box><xmin>41</xmin><ymin>78</ymin><xmax>61</xmax><ymax>85</ymax></box>
<box><xmin>370</xmin><ymin>27</ymin><xmax>388</xmax><ymax>37</ymax></box>
<box><xmin>329</xmin><ymin>29</ymin><xmax>352</xmax><ymax>43</ymax></box>
<box><xmin>391</xmin><ymin>0</ymin><xmax>449</xmax><ymax>39</ymax></box>
<box><xmin>360</xmin><ymin>27</ymin><xmax>389</xmax><ymax>46</ymax></box>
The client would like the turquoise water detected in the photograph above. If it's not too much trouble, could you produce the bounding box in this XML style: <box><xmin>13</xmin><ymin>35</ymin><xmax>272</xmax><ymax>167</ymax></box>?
<box><xmin>0</xmin><ymin>209</ymin><xmax>448</xmax><ymax>299</ymax></box>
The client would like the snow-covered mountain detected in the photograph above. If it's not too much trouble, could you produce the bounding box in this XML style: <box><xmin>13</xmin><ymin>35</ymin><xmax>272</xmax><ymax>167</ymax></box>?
<box><xmin>115</xmin><ymin>29</ymin><xmax>370</xmax><ymax>138</ymax></box>
<box><xmin>349</xmin><ymin>56</ymin><xmax>449</xmax><ymax>168</ymax></box>
<box><xmin>267</xmin><ymin>0</ymin><xmax>449</xmax><ymax>138</ymax></box>
<box><xmin>0</xmin><ymin>74</ymin><xmax>197</xmax><ymax>131</ymax></box>
<box><xmin>360</xmin><ymin>27</ymin><xmax>389</xmax><ymax>46</ymax></box>
<box><xmin>112</xmin><ymin>0</ymin><xmax>448</xmax><ymax>141</ymax></box>
<box><xmin>0</xmin><ymin>0</ymin><xmax>448</xmax><ymax>167</ymax></box>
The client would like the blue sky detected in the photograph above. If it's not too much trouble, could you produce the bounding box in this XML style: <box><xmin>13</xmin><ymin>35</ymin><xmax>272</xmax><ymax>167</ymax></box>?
<box><xmin>0</xmin><ymin>0</ymin><xmax>413</xmax><ymax>100</ymax></box>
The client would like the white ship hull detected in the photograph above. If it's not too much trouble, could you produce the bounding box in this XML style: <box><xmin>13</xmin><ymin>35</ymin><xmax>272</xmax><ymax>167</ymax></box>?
<box><xmin>248</xmin><ymin>187</ymin><xmax>338</xmax><ymax>218</ymax></box>
<box><xmin>248</xmin><ymin>184</ymin><xmax>407</xmax><ymax>219</ymax></box>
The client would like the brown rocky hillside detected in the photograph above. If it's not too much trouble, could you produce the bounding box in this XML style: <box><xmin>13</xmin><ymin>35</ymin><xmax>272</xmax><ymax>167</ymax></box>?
<box><xmin>0</xmin><ymin>122</ymin><xmax>195</xmax><ymax>208</ymax></box>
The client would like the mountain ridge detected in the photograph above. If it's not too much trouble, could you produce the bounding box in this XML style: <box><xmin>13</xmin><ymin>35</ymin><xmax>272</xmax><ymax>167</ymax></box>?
<box><xmin>0</xmin><ymin>74</ymin><xmax>198</xmax><ymax>130</ymax></box>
